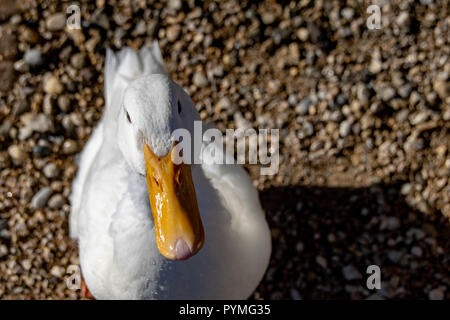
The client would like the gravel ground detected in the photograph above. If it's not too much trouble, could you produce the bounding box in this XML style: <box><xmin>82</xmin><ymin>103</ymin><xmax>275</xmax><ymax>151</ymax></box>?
<box><xmin>0</xmin><ymin>0</ymin><xmax>449</xmax><ymax>299</ymax></box>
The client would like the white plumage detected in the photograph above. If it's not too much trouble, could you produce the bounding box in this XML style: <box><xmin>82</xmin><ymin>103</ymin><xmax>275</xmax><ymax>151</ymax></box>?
<box><xmin>69</xmin><ymin>41</ymin><xmax>271</xmax><ymax>299</ymax></box>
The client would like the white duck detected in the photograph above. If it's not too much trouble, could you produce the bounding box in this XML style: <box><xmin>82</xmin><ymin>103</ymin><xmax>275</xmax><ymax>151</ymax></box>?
<box><xmin>69</xmin><ymin>42</ymin><xmax>271</xmax><ymax>299</ymax></box>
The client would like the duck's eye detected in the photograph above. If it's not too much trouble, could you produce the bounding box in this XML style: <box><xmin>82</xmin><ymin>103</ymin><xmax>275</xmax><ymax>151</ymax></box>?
<box><xmin>126</xmin><ymin>110</ymin><xmax>132</xmax><ymax>123</ymax></box>
<box><xmin>177</xmin><ymin>100</ymin><xmax>182</xmax><ymax>114</ymax></box>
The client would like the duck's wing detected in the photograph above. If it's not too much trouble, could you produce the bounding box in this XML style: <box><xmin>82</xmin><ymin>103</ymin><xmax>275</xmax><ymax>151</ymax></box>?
<box><xmin>198</xmin><ymin>136</ymin><xmax>272</xmax><ymax>298</ymax></box>
<box><xmin>69</xmin><ymin>123</ymin><xmax>103</xmax><ymax>239</ymax></box>
<box><xmin>200</xmin><ymin>138</ymin><xmax>268</xmax><ymax>221</ymax></box>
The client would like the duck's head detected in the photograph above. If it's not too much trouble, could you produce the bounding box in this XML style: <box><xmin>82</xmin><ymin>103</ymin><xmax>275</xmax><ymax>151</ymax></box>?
<box><xmin>117</xmin><ymin>74</ymin><xmax>204</xmax><ymax>261</ymax></box>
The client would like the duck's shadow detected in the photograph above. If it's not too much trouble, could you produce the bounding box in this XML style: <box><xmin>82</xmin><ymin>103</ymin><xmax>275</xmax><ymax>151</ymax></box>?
<box><xmin>253</xmin><ymin>183</ymin><xmax>450</xmax><ymax>300</ymax></box>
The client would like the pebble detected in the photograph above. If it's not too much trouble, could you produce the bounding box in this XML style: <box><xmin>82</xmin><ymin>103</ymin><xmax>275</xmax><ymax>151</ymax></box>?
<box><xmin>290</xmin><ymin>288</ymin><xmax>302</xmax><ymax>300</ymax></box>
<box><xmin>70</xmin><ymin>53</ymin><xmax>85</xmax><ymax>69</ymax></box>
<box><xmin>168</xmin><ymin>0</ymin><xmax>182</xmax><ymax>10</ymax></box>
<box><xmin>339</xmin><ymin>120</ymin><xmax>353</xmax><ymax>137</ymax></box>
<box><xmin>0</xmin><ymin>61</ymin><xmax>15</xmax><ymax>91</ymax></box>
<box><xmin>410</xmin><ymin>111</ymin><xmax>429</xmax><ymax>125</ymax></box>
<box><xmin>48</xmin><ymin>194</ymin><xmax>65</xmax><ymax>209</ymax></box>
<box><xmin>46</xmin><ymin>13</ymin><xmax>67</xmax><ymax>31</ymax></box>
<box><xmin>428</xmin><ymin>288</ymin><xmax>444</xmax><ymax>300</ymax></box>
<box><xmin>433</xmin><ymin>79</ymin><xmax>448</xmax><ymax>100</ymax></box>
<box><xmin>19</xmin><ymin>113</ymin><xmax>52</xmax><ymax>140</ymax></box>
<box><xmin>62</xmin><ymin>140</ymin><xmax>78</xmax><ymax>154</ymax></box>
<box><xmin>57</xmin><ymin>95</ymin><xmax>71</xmax><ymax>112</ymax></box>
<box><xmin>396</xmin><ymin>109</ymin><xmax>409</xmax><ymax>123</ymax></box>
<box><xmin>166</xmin><ymin>25</ymin><xmax>181</xmax><ymax>42</ymax></box>
<box><xmin>388</xmin><ymin>251</ymin><xmax>403</xmax><ymax>263</ymax></box>
<box><xmin>398</xmin><ymin>83</ymin><xmax>412</xmax><ymax>98</ymax></box>
<box><xmin>50</xmin><ymin>265</ymin><xmax>64</xmax><ymax>277</ymax></box>
<box><xmin>43</xmin><ymin>75</ymin><xmax>64</xmax><ymax>94</ymax></box>
<box><xmin>31</xmin><ymin>187</ymin><xmax>52</xmax><ymax>209</ymax></box>
<box><xmin>43</xmin><ymin>163</ymin><xmax>60</xmax><ymax>179</ymax></box>
<box><xmin>411</xmin><ymin>246</ymin><xmax>423</xmax><ymax>257</ymax></box>
<box><xmin>296</xmin><ymin>28</ymin><xmax>309</xmax><ymax>41</ymax></box>
<box><xmin>193</xmin><ymin>71</ymin><xmax>208</xmax><ymax>88</ymax></box>
<box><xmin>379</xmin><ymin>86</ymin><xmax>396</xmax><ymax>101</ymax></box>
<box><xmin>316</xmin><ymin>256</ymin><xmax>328</xmax><ymax>269</ymax></box>
<box><xmin>342</xmin><ymin>265</ymin><xmax>362</xmax><ymax>281</ymax></box>
<box><xmin>341</xmin><ymin>7</ymin><xmax>355</xmax><ymax>20</ymax></box>
<box><xmin>8</xmin><ymin>145</ymin><xmax>26</xmax><ymax>164</ymax></box>
<box><xmin>24</xmin><ymin>48</ymin><xmax>43</xmax><ymax>66</ymax></box>
<box><xmin>385</xmin><ymin>216</ymin><xmax>400</xmax><ymax>231</ymax></box>
<box><xmin>295</xmin><ymin>97</ymin><xmax>313</xmax><ymax>115</ymax></box>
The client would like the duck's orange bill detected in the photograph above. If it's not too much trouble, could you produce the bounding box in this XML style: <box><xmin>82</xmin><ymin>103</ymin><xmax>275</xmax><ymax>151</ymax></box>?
<box><xmin>143</xmin><ymin>143</ymin><xmax>204</xmax><ymax>260</ymax></box>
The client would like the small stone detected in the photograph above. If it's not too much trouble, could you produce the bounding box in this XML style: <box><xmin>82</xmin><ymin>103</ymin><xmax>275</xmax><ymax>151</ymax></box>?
<box><xmin>410</xmin><ymin>111</ymin><xmax>429</xmax><ymax>125</ymax></box>
<box><xmin>31</xmin><ymin>187</ymin><xmax>52</xmax><ymax>209</ymax></box>
<box><xmin>193</xmin><ymin>71</ymin><xmax>208</xmax><ymax>88</ymax></box>
<box><xmin>369</xmin><ymin>57</ymin><xmax>382</xmax><ymax>74</ymax></box>
<box><xmin>342</xmin><ymin>265</ymin><xmax>362</xmax><ymax>281</ymax></box>
<box><xmin>396</xmin><ymin>12</ymin><xmax>410</xmax><ymax>26</ymax></box>
<box><xmin>433</xmin><ymin>79</ymin><xmax>448</xmax><ymax>100</ymax></box>
<box><xmin>302</xmin><ymin>121</ymin><xmax>314</xmax><ymax>137</ymax></box>
<box><xmin>24</xmin><ymin>48</ymin><xmax>43</xmax><ymax>66</ymax></box>
<box><xmin>0</xmin><ymin>119</ymin><xmax>12</xmax><ymax>137</ymax></box>
<box><xmin>379</xmin><ymin>86</ymin><xmax>396</xmax><ymax>101</ymax></box>
<box><xmin>296</xmin><ymin>28</ymin><xmax>309</xmax><ymax>41</ymax></box>
<box><xmin>21</xmin><ymin>259</ymin><xmax>32</xmax><ymax>271</ymax></box>
<box><xmin>290</xmin><ymin>288</ymin><xmax>302</xmax><ymax>300</ymax></box>
<box><xmin>0</xmin><ymin>245</ymin><xmax>7</xmax><ymax>258</ymax></box>
<box><xmin>46</xmin><ymin>13</ymin><xmax>66</xmax><ymax>31</ymax></box>
<box><xmin>316</xmin><ymin>256</ymin><xmax>328</xmax><ymax>269</ymax></box>
<box><xmin>401</xmin><ymin>183</ymin><xmax>412</xmax><ymax>195</ymax></box>
<box><xmin>261</xmin><ymin>12</ymin><xmax>276</xmax><ymax>25</ymax></box>
<box><xmin>50</xmin><ymin>265</ymin><xmax>64</xmax><ymax>277</ymax></box>
<box><xmin>48</xmin><ymin>194</ymin><xmax>64</xmax><ymax>209</ymax></box>
<box><xmin>43</xmin><ymin>75</ymin><xmax>64</xmax><ymax>94</ymax></box>
<box><xmin>398</xmin><ymin>83</ymin><xmax>412</xmax><ymax>98</ymax></box>
<box><xmin>411</xmin><ymin>246</ymin><xmax>423</xmax><ymax>257</ymax></box>
<box><xmin>12</xmin><ymin>99</ymin><xmax>29</xmax><ymax>116</ymax></box>
<box><xmin>70</xmin><ymin>53</ymin><xmax>85</xmax><ymax>69</ymax></box>
<box><xmin>0</xmin><ymin>60</ymin><xmax>15</xmax><ymax>91</ymax></box>
<box><xmin>8</xmin><ymin>144</ymin><xmax>26</xmax><ymax>164</ymax></box>
<box><xmin>295</xmin><ymin>97</ymin><xmax>313</xmax><ymax>115</ymax></box>
<box><xmin>43</xmin><ymin>162</ymin><xmax>60</xmax><ymax>179</ymax></box>
<box><xmin>341</xmin><ymin>7</ymin><xmax>355</xmax><ymax>20</ymax></box>
<box><xmin>396</xmin><ymin>109</ymin><xmax>409</xmax><ymax>123</ymax></box>
<box><xmin>168</xmin><ymin>0</ymin><xmax>182</xmax><ymax>10</ymax></box>
<box><xmin>388</xmin><ymin>251</ymin><xmax>403</xmax><ymax>263</ymax></box>
<box><xmin>339</xmin><ymin>120</ymin><xmax>353</xmax><ymax>137</ymax></box>
<box><xmin>57</xmin><ymin>95</ymin><xmax>71</xmax><ymax>112</ymax></box>
<box><xmin>385</xmin><ymin>216</ymin><xmax>400</xmax><ymax>230</ymax></box>
<box><xmin>13</xmin><ymin>59</ymin><xmax>29</xmax><ymax>73</ymax></box>
<box><xmin>63</xmin><ymin>139</ymin><xmax>78</xmax><ymax>154</ymax></box>
<box><xmin>357</xmin><ymin>83</ymin><xmax>370</xmax><ymax>102</ymax></box>
<box><xmin>428</xmin><ymin>288</ymin><xmax>444</xmax><ymax>300</ymax></box>
<box><xmin>19</xmin><ymin>113</ymin><xmax>52</xmax><ymax>140</ymax></box>
<box><xmin>33</xmin><ymin>144</ymin><xmax>51</xmax><ymax>158</ymax></box>
<box><xmin>166</xmin><ymin>25</ymin><xmax>181</xmax><ymax>42</ymax></box>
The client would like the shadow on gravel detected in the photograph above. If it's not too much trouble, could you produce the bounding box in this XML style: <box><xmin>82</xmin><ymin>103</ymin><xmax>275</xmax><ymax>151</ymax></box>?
<box><xmin>254</xmin><ymin>184</ymin><xmax>450</xmax><ymax>300</ymax></box>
